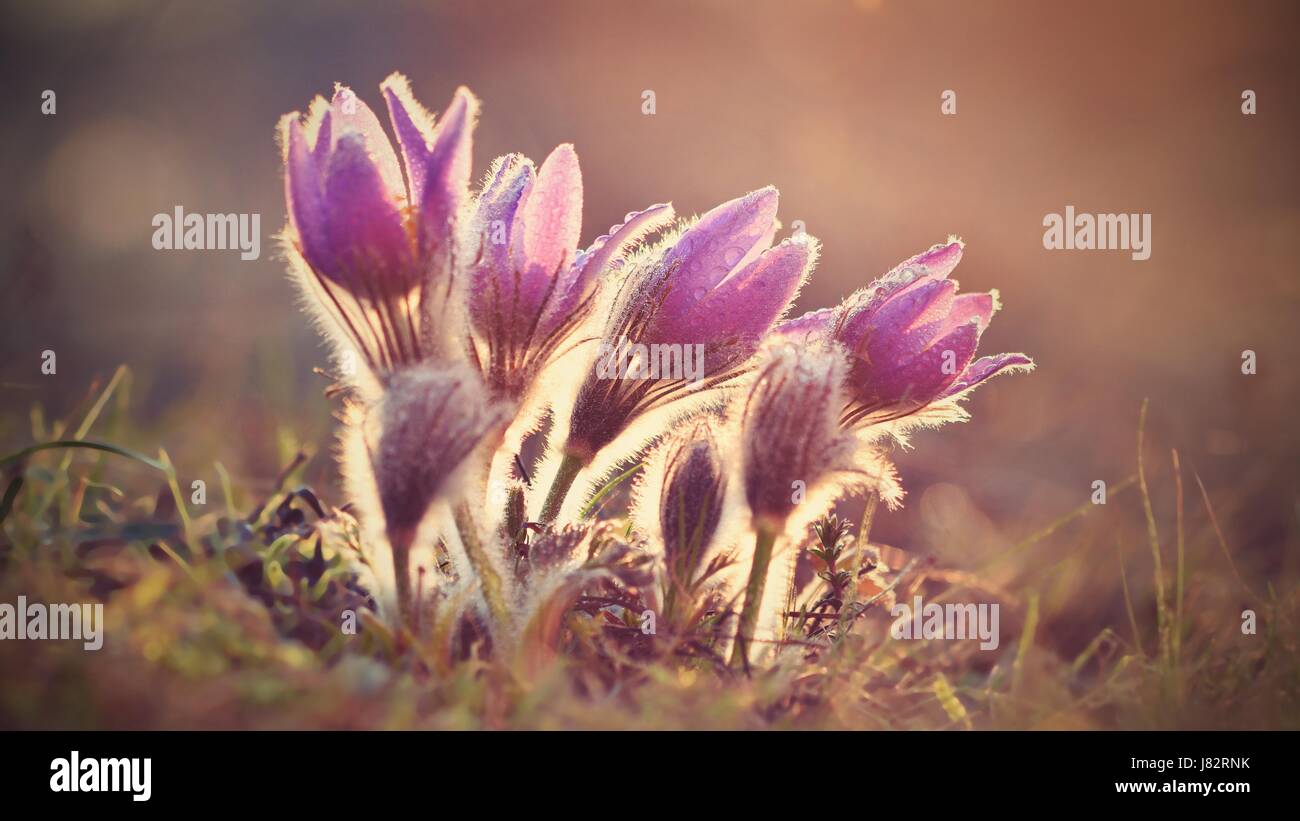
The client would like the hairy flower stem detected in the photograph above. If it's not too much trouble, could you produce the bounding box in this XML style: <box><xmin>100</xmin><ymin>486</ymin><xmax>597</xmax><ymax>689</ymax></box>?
<box><xmin>389</xmin><ymin>527</ymin><xmax>416</xmax><ymax>629</ymax></box>
<box><xmin>539</xmin><ymin>452</ymin><xmax>584</xmax><ymax>523</ymax></box>
<box><xmin>452</xmin><ymin>501</ymin><xmax>512</xmax><ymax>635</ymax></box>
<box><xmin>731</xmin><ymin>526</ymin><xmax>778</xmax><ymax>669</ymax></box>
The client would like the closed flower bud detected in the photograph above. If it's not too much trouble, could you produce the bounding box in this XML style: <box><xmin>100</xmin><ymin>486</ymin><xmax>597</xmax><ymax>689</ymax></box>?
<box><xmin>280</xmin><ymin>76</ymin><xmax>477</xmax><ymax>377</ymax></box>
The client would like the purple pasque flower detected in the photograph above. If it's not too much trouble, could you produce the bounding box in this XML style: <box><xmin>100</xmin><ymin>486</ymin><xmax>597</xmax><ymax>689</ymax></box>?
<box><xmin>281</xmin><ymin>74</ymin><xmax>476</xmax><ymax>375</ymax></box>
<box><xmin>465</xmin><ymin>146</ymin><xmax>672</xmax><ymax>398</ymax></box>
<box><xmin>563</xmin><ymin>187</ymin><xmax>815</xmax><ymax>465</ymax></box>
<box><xmin>774</xmin><ymin>239</ymin><xmax>1033</xmax><ymax>429</ymax></box>
<box><xmin>630</xmin><ymin>416</ymin><xmax>730</xmax><ymax>622</ymax></box>
<box><xmin>729</xmin><ymin>342</ymin><xmax>900</xmax><ymax>667</ymax></box>
<box><xmin>363</xmin><ymin>360</ymin><xmax>507</xmax><ymax>626</ymax></box>
<box><xmin>654</xmin><ymin>419</ymin><xmax>727</xmax><ymax>582</ymax></box>
<box><xmin>738</xmin><ymin>344</ymin><xmax>890</xmax><ymax>531</ymax></box>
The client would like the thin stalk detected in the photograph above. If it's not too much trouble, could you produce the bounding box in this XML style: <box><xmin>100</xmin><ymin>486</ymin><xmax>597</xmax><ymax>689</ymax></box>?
<box><xmin>539</xmin><ymin>452</ymin><xmax>584</xmax><ymax>523</ymax></box>
<box><xmin>833</xmin><ymin>493</ymin><xmax>880</xmax><ymax>636</ymax></box>
<box><xmin>1117</xmin><ymin>539</ymin><xmax>1144</xmax><ymax>654</ymax></box>
<box><xmin>453</xmin><ymin>501</ymin><xmax>512</xmax><ymax>633</ymax></box>
<box><xmin>1172</xmin><ymin>449</ymin><xmax>1186</xmax><ymax>679</ymax></box>
<box><xmin>730</xmin><ymin>525</ymin><xmax>778</xmax><ymax>670</ymax></box>
<box><xmin>1136</xmin><ymin>399</ymin><xmax>1168</xmax><ymax>665</ymax></box>
<box><xmin>390</xmin><ymin>526</ymin><xmax>414</xmax><ymax>630</ymax></box>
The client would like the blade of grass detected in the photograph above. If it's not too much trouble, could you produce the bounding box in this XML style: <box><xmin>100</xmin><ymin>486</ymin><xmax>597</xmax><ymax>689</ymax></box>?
<box><xmin>979</xmin><ymin>474</ymin><xmax>1138</xmax><ymax>573</ymax></box>
<box><xmin>933</xmin><ymin>673</ymin><xmax>973</xmax><ymax>729</ymax></box>
<box><xmin>1071</xmin><ymin>627</ymin><xmax>1120</xmax><ymax>678</ymax></box>
<box><xmin>158</xmin><ymin>448</ymin><xmax>195</xmax><ymax>552</ymax></box>
<box><xmin>1012</xmin><ymin>592</ymin><xmax>1039</xmax><ymax>698</ymax></box>
<box><xmin>27</xmin><ymin>366</ymin><xmax>130</xmax><ymax>519</ymax></box>
<box><xmin>29</xmin><ymin>404</ymin><xmax>46</xmax><ymax>442</ymax></box>
<box><xmin>0</xmin><ymin>440</ymin><xmax>166</xmax><ymax>472</ymax></box>
<box><xmin>579</xmin><ymin>461</ymin><xmax>642</xmax><ymax>519</ymax></box>
<box><xmin>1117</xmin><ymin>539</ymin><xmax>1144</xmax><ymax>656</ymax></box>
<box><xmin>66</xmin><ymin>366</ymin><xmax>128</xmax><ymax>453</ymax></box>
<box><xmin>0</xmin><ymin>476</ymin><xmax>23</xmax><ymax>525</ymax></box>
<box><xmin>214</xmin><ymin>461</ymin><xmax>237</xmax><ymax>518</ymax></box>
<box><xmin>1171</xmin><ymin>448</ymin><xmax>1185</xmax><ymax>672</ymax></box>
<box><xmin>1137</xmin><ymin>399</ymin><xmax>1168</xmax><ymax>665</ymax></box>
<box><xmin>1192</xmin><ymin>469</ymin><xmax>1262</xmax><ymax>601</ymax></box>
<box><xmin>248</xmin><ymin>451</ymin><xmax>309</xmax><ymax>526</ymax></box>
<box><xmin>843</xmin><ymin>493</ymin><xmax>880</xmax><ymax>623</ymax></box>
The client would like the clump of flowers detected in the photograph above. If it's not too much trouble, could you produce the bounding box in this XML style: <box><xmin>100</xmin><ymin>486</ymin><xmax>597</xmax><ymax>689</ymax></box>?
<box><xmin>277</xmin><ymin>74</ymin><xmax>1033</xmax><ymax>669</ymax></box>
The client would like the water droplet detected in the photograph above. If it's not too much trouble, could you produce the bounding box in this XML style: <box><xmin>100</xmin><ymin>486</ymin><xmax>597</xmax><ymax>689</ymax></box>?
<box><xmin>692</xmin><ymin>286</ymin><xmax>707</xmax><ymax>301</ymax></box>
<box><xmin>723</xmin><ymin>246</ymin><xmax>746</xmax><ymax>268</ymax></box>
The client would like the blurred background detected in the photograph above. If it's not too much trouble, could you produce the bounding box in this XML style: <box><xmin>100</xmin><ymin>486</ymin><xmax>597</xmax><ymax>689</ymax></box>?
<box><xmin>2</xmin><ymin>0</ymin><xmax>1297</xmax><ymax>640</ymax></box>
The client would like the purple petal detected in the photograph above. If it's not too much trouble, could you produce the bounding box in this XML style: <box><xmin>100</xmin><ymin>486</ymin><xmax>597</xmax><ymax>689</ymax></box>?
<box><xmin>380</xmin><ymin>73</ymin><xmax>433</xmax><ymax>201</ymax></box>
<box><xmin>570</xmin><ymin>202</ymin><xmax>674</xmax><ymax>282</ymax></box>
<box><xmin>283</xmin><ymin>116</ymin><xmax>333</xmax><ymax>278</ymax></box>
<box><xmin>311</xmin><ymin>107</ymin><xmax>333</xmax><ymax>169</ymax></box>
<box><xmin>475</xmin><ymin>154</ymin><xmax>535</xmax><ymax>267</ymax></box>
<box><xmin>382</xmin><ymin>79</ymin><xmax>478</xmax><ymax>269</ymax></box>
<box><xmin>417</xmin><ymin>87</ymin><xmax>477</xmax><ymax>263</ymax></box>
<box><xmin>897</xmin><ymin>239</ymin><xmax>964</xmax><ymax>280</ymax></box>
<box><xmin>511</xmin><ymin>143</ymin><xmax>583</xmax><ymax>286</ymax></box>
<box><xmin>327</xmin><ymin>85</ymin><xmax>405</xmax><ymax>206</ymax></box>
<box><xmin>940</xmin><ymin>352</ymin><xmax>1035</xmax><ymax>399</ymax></box>
<box><xmin>843</xmin><ymin>277</ymin><xmax>954</xmax><ymax>361</ymax></box>
<box><xmin>854</xmin><ymin>320</ymin><xmax>980</xmax><ymax>409</ymax></box>
<box><xmin>322</xmin><ymin>134</ymin><xmax>415</xmax><ymax>294</ymax></box>
<box><xmin>771</xmin><ymin>308</ymin><xmax>834</xmax><ymax>346</ymax></box>
<box><xmin>468</xmin><ymin>155</ymin><xmax>535</xmax><ymax>330</ymax></box>
<box><xmin>538</xmin><ymin>202</ymin><xmax>674</xmax><ymax>343</ymax></box>
<box><xmin>935</xmin><ymin>290</ymin><xmax>997</xmax><ymax>337</ymax></box>
<box><xmin>868</xmin><ymin>279</ymin><xmax>961</xmax><ymax>379</ymax></box>
<box><xmin>647</xmin><ymin>236</ymin><xmax>813</xmax><ymax>351</ymax></box>
<box><xmin>836</xmin><ymin>239</ymin><xmax>967</xmax><ymax>336</ymax></box>
<box><xmin>658</xmin><ymin>187</ymin><xmax>779</xmax><ymax>320</ymax></box>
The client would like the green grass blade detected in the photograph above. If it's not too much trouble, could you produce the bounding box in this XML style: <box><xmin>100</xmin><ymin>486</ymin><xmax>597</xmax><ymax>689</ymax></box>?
<box><xmin>0</xmin><ymin>440</ymin><xmax>166</xmax><ymax>472</ymax></box>
<box><xmin>579</xmin><ymin>461</ymin><xmax>642</xmax><ymax>519</ymax></box>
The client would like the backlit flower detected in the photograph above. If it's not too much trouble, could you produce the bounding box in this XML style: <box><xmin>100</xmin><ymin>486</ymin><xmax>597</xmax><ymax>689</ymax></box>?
<box><xmin>566</xmin><ymin>188</ymin><xmax>814</xmax><ymax>465</ymax></box>
<box><xmin>539</xmin><ymin>187</ymin><xmax>815</xmax><ymax>522</ymax></box>
<box><xmin>775</xmin><ymin>239</ymin><xmax>1033</xmax><ymax>430</ymax></box>
<box><xmin>465</xmin><ymin>146</ymin><xmax>672</xmax><ymax>398</ymax></box>
<box><xmin>281</xmin><ymin>75</ymin><xmax>476</xmax><ymax>375</ymax></box>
